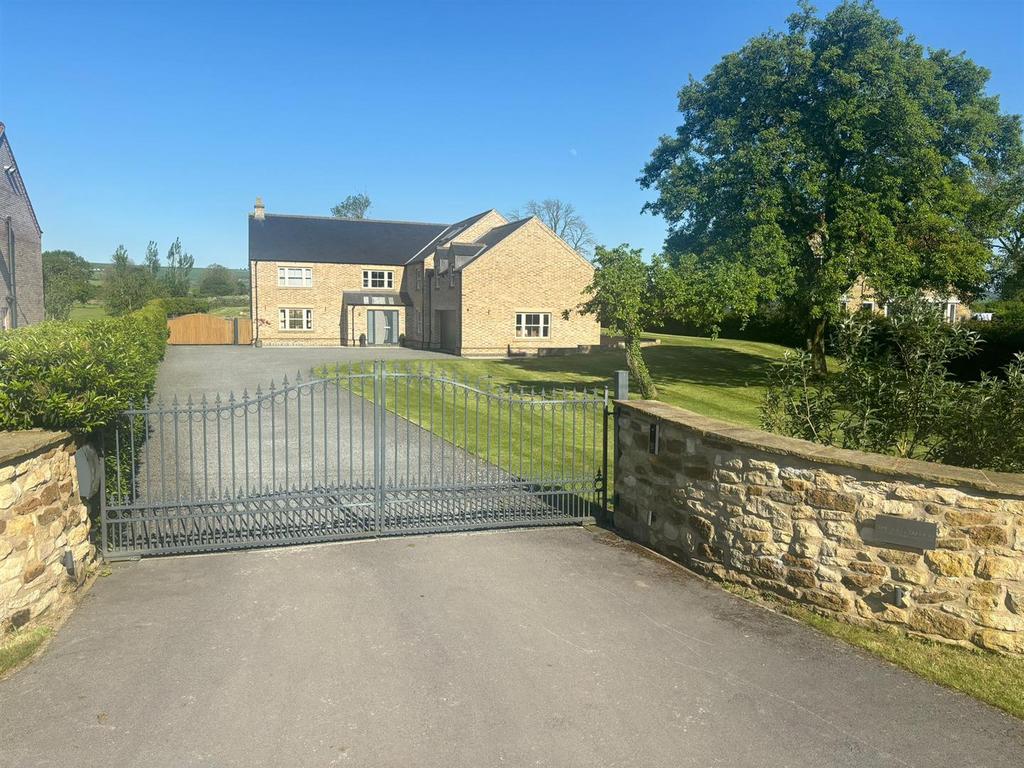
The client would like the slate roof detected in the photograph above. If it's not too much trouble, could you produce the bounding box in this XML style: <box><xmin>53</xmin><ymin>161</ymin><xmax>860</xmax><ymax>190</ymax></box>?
<box><xmin>247</xmin><ymin>207</ymin><xmax>517</xmax><ymax>266</ymax></box>
<box><xmin>249</xmin><ymin>213</ymin><xmax>451</xmax><ymax>266</ymax></box>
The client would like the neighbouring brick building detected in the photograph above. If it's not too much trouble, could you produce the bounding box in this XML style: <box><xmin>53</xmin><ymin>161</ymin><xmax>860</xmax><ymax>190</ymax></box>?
<box><xmin>248</xmin><ymin>199</ymin><xmax>600</xmax><ymax>355</ymax></box>
<box><xmin>0</xmin><ymin>122</ymin><xmax>44</xmax><ymax>329</ymax></box>
<box><xmin>841</xmin><ymin>276</ymin><xmax>971</xmax><ymax>323</ymax></box>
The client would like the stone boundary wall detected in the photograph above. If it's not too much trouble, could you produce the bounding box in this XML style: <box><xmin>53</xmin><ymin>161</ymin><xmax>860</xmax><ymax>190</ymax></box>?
<box><xmin>614</xmin><ymin>400</ymin><xmax>1024</xmax><ymax>655</ymax></box>
<box><xmin>1</xmin><ymin>430</ymin><xmax>95</xmax><ymax>633</ymax></box>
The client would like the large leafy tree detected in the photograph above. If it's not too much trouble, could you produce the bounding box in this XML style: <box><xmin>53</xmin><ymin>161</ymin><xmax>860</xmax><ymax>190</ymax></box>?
<box><xmin>198</xmin><ymin>263</ymin><xmax>237</xmax><ymax>297</ymax></box>
<box><xmin>331</xmin><ymin>193</ymin><xmax>372</xmax><ymax>219</ymax></box>
<box><xmin>41</xmin><ymin>250</ymin><xmax>93</xmax><ymax>320</ymax></box>
<box><xmin>577</xmin><ymin>245</ymin><xmax>667</xmax><ymax>398</ymax></box>
<box><xmin>640</xmin><ymin>1</ymin><xmax>1023</xmax><ymax>371</ymax></box>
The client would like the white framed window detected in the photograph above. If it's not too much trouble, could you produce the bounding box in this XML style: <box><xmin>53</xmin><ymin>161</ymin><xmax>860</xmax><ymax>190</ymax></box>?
<box><xmin>362</xmin><ymin>269</ymin><xmax>394</xmax><ymax>289</ymax></box>
<box><xmin>515</xmin><ymin>312</ymin><xmax>550</xmax><ymax>339</ymax></box>
<box><xmin>860</xmin><ymin>301</ymin><xmax>875</xmax><ymax>313</ymax></box>
<box><xmin>277</xmin><ymin>267</ymin><xmax>312</xmax><ymax>287</ymax></box>
<box><xmin>278</xmin><ymin>308</ymin><xmax>313</xmax><ymax>331</ymax></box>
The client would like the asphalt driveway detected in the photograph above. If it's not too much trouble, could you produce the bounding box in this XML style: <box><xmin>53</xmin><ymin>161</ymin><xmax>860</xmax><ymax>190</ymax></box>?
<box><xmin>2</xmin><ymin>527</ymin><xmax>1021</xmax><ymax>767</ymax></box>
<box><xmin>154</xmin><ymin>344</ymin><xmax>452</xmax><ymax>399</ymax></box>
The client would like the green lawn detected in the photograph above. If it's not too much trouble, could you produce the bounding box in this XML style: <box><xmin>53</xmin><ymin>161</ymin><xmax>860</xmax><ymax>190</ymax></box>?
<box><xmin>723</xmin><ymin>584</ymin><xmax>1024</xmax><ymax>719</ymax></box>
<box><xmin>354</xmin><ymin>333</ymin><xmax>787</xmax><ymax>427</ymax></box>
<box><xmin>68</xmin><ymin>301</ymin><xmax>110</xmax><ymax>321</ymax></box>
<box><xmin>209</xmin><ymin>304</ymin><xmax>250</xmax><ymax>318</ymax></box>
<box><xmin>0</xmin><ymin>627</ymin><xmax>51</xmax><ymax>678</ymax></box>
<box><xmin>318</xmin><ymin>334</ymin><xmax>787</xmax><ymax>515</ymax></box>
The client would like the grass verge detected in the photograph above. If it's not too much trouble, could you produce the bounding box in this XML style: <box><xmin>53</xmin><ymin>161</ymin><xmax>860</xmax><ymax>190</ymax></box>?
<box><xmin>722</xmin><ymin>583</ymin><xmax>1024</xmax><ymax>719</ymax></box>
<box><xmin>0</xmin><ymin>627</ymin><xmax>52</xmax><ymax>678</ymax></box>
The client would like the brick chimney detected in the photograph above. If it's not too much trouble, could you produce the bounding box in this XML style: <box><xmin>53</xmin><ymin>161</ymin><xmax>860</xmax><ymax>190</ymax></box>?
<box><xmin>253</xmin><ymin>196</ymin><xmax>265</xmax><ymax>221</ymax></box>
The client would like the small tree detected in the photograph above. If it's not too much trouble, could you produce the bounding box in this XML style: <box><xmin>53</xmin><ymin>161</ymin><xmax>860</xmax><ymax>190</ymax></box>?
<box><xmin>577</xmin><ymin>245</ymin><xmax>661</xmax><ymax>398</ymax></box>
<box><xmin>331</xmin><ymin>193</ymin><xmax>372</xmax><ymax>219</ymax></box>
<box><xmin>103</xmin><ymin>245</ymin><xmax>160</xmax><ymax>316</ymax></box>
<box><xmin>161</xmin><ymin>238</ymin><xmax>194</xmax><ymax>297</ymax></box>
<box><xmin>198</xmin><ymin>264</ymin><xmax>237</xmax><ymax>297</ymax></box>
<box><xmin>41</xmin><ymin>250</ymin><xmax>93</xmax><ymax>320</ymax></box>
<box><xmin>143</xmin><ymin>240</ymin><xmax>161</xmax><ymax>277</ymax></box>
<box><xmin>508</xmin><ymin>199</ymin><xmax>595</xmax><ymax>255</ymax></box>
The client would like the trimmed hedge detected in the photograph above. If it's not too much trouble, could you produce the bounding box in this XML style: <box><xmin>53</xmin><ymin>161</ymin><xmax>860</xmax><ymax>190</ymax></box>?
<box><xmin>948</xmin><ymin>319</ymin><xmax>1024</xmax><ymax>381</ymax></box>
<box><xmin>0</xmin><ymin>300</ymin><xmax>168</xmax><ymax>436</ymax></box>
<box><xmin>653</xmin><ymin>307</ymin><xmax>806</xmax><ymax>348</ymax></box>
<box><xmin>162</xmin><ymin>296</ymin><xmax>211</xmax><ymax>317</ymax></box>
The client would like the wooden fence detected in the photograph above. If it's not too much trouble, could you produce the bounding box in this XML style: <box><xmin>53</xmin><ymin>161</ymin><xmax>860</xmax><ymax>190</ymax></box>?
<box><xmin>167</xmin><ymin>314</ymin><xmax>252</xmax><ymax>345</ymax></box>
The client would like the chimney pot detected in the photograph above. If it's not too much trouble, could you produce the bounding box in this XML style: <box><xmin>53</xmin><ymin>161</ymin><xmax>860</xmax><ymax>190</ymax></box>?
<box><xmin>253</xmin><ymin>196</ymin><xmax>265</xmax><ymax>220</ymax></box>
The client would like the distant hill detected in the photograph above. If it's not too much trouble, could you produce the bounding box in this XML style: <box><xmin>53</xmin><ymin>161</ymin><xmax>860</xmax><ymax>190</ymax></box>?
<box><xmin>88</xmin><ymin>262</ymin><xmax>248</xmax><ymax>288</ymax></box>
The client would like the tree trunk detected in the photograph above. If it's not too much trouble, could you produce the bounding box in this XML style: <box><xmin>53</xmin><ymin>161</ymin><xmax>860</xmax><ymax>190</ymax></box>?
<box><xmin>625</xmin><ymin>336</ymin><xmax>657</xmax><ymax>399</ymax></box>
<box><xmin>807</xmin><ymin>317</ymin><xmax>828</xmax><ymax>375</ymax></box>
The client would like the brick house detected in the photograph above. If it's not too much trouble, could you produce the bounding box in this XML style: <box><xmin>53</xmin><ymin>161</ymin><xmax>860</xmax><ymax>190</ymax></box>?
<box><xmin>840</xmin><ymin>276</ymin><xmax>971</xmax><ymax>323</ymax></box>
<box><xmin>249</xmin><ymin>199</ymin><xmax>600</xmax><ymax>355</ymax></box>
<box><xmin>0</xmin><ymin>123</ymin><xmax>44</xmax><ymax>329</ymax></box>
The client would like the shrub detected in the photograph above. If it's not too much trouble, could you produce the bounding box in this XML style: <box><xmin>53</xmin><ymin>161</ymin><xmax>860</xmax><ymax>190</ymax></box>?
<box><xmin>0</xmin><ymin>300</ymin><xmax>168</xmax><ymax>437</ymax></box>
<box><xmin>761</xmin><ymin>298</ymin><xmax>1024</xmax><ymax>472</ymax></box>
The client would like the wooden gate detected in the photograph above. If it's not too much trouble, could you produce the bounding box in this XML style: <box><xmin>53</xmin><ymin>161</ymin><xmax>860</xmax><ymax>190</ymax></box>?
<box><xmin>167</xmin><ymin>314</ymin><xmax>252</xmax><ymax>345</ymax></box>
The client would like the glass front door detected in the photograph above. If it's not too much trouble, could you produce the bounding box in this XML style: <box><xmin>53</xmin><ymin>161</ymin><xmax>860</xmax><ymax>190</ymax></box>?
<box><xmin>368</xmin><ymin>310</ymin><xmax>399</xmax><ymax>345</ymax></box>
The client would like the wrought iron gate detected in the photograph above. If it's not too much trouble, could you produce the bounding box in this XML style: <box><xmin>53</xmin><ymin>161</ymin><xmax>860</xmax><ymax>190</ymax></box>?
<box><xmin>101</xmin><ymin>363</ymin><xmax>610</xmax><ymax>557</ymax></box>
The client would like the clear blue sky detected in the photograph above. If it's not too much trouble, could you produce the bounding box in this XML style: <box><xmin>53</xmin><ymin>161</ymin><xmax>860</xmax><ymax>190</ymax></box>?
<box><xmin>1</xmin><ymin>0</ymin><xmax>1022</xmax><ymax>268</ymax></box>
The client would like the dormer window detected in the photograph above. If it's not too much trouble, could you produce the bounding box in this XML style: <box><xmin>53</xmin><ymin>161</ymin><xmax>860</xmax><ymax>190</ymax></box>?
<box><xmin>362</xmin><ymin>270</ymin><xmax>394</xmax><ymax>289</ymax></box>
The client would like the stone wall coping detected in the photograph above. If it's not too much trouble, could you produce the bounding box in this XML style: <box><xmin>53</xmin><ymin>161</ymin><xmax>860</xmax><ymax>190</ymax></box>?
<box><xmin>0</xmin><ymin>429</ymin><xmax>74</xmax><ymax>467</ymax></box>
<box><xmin>618</xmin><ymin>400</ymin><xmax>1024</xmax><ymax>499</ymax></box>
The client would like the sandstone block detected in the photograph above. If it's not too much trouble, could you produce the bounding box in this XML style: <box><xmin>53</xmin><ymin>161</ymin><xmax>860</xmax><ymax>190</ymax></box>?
<box><xmin>892</xmin><ymin>485</ymin><xmax>935</xmax><ymax>502</ymax></box>
<box><xmin>807</xmin><ymin>490</ymin><xmax>859</xmax><ymax>513</ymax></box>
<box><xmin>21</xmin><ymin>560</ymin><xmax>45</xmax><ymax>584</ymax></box>
<box><xmin>878</xmin><ymin>549</ymin><xmax>921</xmax><ymax>566</ymax></box>
<box><xmin>842</xmin><ymin>571</ymin><xmax>883</xmax><ymax>591</ymax></box>
<box><xmin>944</xmin><ymin>509</ymin><xmax>995</xmax><ymax>527</ymax></box>
<box><xmin>751</xmin><ymin>557</ymin><xmax>785</xmax><ymax>581</ymax></box>
<box><xmin>976</xmin><ymin>610</ymin><xmax>1024</xmax><ymax>632</ymax></box>
<box><xmin>974</xmin><ymin>628</ymin><xmax>1024</xmax><ymax>654</ymax></box>
<box><xmin>803</xmin><ymin>589</ymin><xmax>852</xmax><ymax>613</ymax></box>
<box><xmin>908</xmin><ymin>607</ymin><xmax>970</xmax><ymax>640</ymax></box>
<box><xmin>786</xmin><ymin>569</ymin><xmax>817</xmax><ymax>589</ymax></box>
<box><xmin>0</xmin><ymin>482</ymin><xmax>19</xmax><ymax>510</ymax></box>
<box><xmin>880</xmin><ymin>500</ymin><xmax>915</xmax><ymax>517</ymax></box>
<box><xmin>925</xmin><ymin>551</ymin><xmax>974</xmax><ymax>577</ymax></box>
<box><xmin>964</xmin><ymin>526</ymin><xmax>1008</xmax><ymax>547</ymax></box>
<box><xmin>977</xmin><ymin>556</ymin><xmax>1024</xmax><ymax>581</ymax></box>
<box><xmin>916</xmin><ymin>590</ymin><xmax>958</xmax><ymax>605</ymax></box>
<box><xmin>816</xmin><ymin>565</ymin><xmax>841</xmax><ymax>583</ymax></box>
<box><xmin>1008</xmin><ymin>589</ymin><xmax>1024</xmax><ymax>615</ymax></box>
<box><xmin>888</xmin><ymin>566</ymin><xmax>930</xmax><ymax>586</ymax></box>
